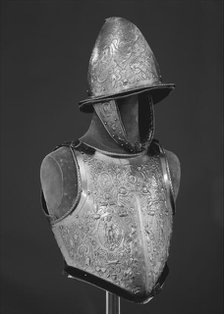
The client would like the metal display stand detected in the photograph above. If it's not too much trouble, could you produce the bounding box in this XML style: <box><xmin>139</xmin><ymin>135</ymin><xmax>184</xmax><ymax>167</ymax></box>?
<box><xmin>106</xmin><ymin>291</ymin><xmax>120</xmax><ymax>314</ymax></box>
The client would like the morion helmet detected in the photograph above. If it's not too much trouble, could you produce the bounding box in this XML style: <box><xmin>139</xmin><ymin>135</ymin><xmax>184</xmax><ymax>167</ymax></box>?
<box><xmin>79</xmin><ymin>17</ymin><xmax>175</xmax><ymax>112</ymax></box>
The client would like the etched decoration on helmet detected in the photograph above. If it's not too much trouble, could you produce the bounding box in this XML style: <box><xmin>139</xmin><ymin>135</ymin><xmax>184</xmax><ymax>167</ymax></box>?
<box><xmin>79</xmin><ymin>17</ymin><xmax>175</xmax><ymax>112</ymax></box>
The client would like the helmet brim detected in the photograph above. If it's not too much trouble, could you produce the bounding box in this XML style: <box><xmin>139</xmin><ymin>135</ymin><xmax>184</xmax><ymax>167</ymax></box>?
<box><xmin>79</xmin><ymin>83</ymin><xmax>175</xmax><ymax>113</ymax></box>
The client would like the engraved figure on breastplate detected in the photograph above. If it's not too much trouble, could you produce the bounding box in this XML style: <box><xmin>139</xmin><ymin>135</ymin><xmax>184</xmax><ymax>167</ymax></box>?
<box><xmin>40</xmin><ymin>17</ymin><xmax>181</xmax><ymax>303</ymax></box>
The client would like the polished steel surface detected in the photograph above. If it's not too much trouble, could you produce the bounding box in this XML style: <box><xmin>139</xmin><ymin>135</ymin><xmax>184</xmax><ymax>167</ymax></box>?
<box><xmin>89</xmin><ymin>16</ymin><xmax>160</xmax><ymax>97</ymax></box>
<box><xmin>79</xmin><ymin>17</ymin><xmax>174</xmax><ymax>111</ymax></box>
<box><xmin>51</xmin><ymin>141</ymin><xmax>173</xmax><ymax>302</ymax></box>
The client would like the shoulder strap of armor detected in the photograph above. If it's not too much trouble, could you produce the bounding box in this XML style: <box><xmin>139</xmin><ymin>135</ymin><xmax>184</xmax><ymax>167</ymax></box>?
<box><xmin>54</xmin><ymin>139</ymin><xmax>80</xmax><ymax>151</ymax></box>
<box><xmin>54</xmin><ymin>139</ymin><xmax>96</xmax><ymax>155</ymax></box>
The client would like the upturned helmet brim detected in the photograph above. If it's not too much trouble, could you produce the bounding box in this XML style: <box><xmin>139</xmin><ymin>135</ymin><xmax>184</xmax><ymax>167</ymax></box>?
<box><xmin>79</xmin><ymin>83</ymin><xmax>175</xmax><ymax>113</ymax></box>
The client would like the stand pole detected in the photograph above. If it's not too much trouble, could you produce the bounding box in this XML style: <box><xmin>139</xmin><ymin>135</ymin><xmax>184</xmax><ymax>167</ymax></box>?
<box><xmin>106</xmin><ymin>291</ymin><xmax>120</xmax><ymax>314</ymax></box>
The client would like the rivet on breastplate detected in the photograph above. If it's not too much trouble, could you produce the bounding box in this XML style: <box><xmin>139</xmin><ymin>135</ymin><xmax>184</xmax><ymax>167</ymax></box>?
<box><xmin>123</xmin><ymin>79</ymin><xmax>128</xmax><ymax>85</ymax></box>
<box><xmin>142</xmin><ymin>186</ymin><xmax>148</xmax><ymax>193</ymax></box>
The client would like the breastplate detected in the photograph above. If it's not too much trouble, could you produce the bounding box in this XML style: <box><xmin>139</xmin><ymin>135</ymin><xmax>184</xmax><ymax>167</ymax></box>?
<box><xmin>41</xmin><ymin>140</ymin><xmax>174</xmax><ymax>303</ymax></box>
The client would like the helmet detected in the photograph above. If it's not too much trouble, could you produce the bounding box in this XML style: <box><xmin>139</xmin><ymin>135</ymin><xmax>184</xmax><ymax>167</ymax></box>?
<box><xmin>79</xmin><ymin>17</ymin><xmax>175</xmax><ymax>112</ymax></box>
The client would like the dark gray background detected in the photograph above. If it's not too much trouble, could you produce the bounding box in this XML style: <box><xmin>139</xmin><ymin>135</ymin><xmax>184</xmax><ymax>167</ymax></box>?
<box><xmin>0</xmin><ymin>1</ymin><xmax>223</xmax><ymax>314</ymax></box>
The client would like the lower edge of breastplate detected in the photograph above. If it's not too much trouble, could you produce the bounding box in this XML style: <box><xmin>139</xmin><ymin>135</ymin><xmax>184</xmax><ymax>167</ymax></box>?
<box><xmin>63</xmin><ymin>262</ymin><xmax>164</xmax><ymax>304</ymax></box>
